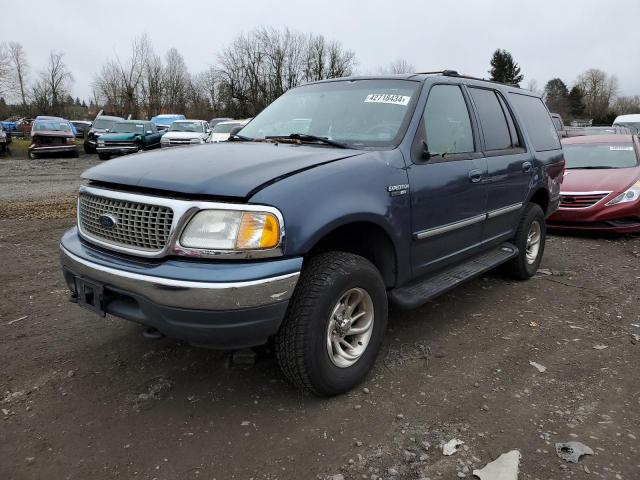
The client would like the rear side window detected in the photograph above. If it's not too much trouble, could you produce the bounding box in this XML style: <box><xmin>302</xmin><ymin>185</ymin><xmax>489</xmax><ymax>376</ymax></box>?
<box><xmin>509</xmin><ymin>93</ymin><xmax>561</xmax><ymax>151</ymax></box>
<box><xmin>469</xmin><ymin>88</ymin><xmax>512</xmax><ymax>151</ymax></box>
<box><xmin>423</xmin><ymin>85</ymin><xmax>474</xmax><ymax>155</ymax></box>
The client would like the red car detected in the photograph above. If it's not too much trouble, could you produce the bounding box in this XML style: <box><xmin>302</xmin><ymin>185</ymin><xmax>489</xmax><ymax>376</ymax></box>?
<box><xmin>547</xmin><ymin>134</ymin><xmax>640</xmax><ymax>233</ymax></box>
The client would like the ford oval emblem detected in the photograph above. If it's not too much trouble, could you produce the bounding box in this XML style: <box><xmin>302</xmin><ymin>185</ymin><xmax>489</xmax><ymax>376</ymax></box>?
<box><xmin>99</xmin><ymin>214</ymin><xmax>117</xmax><ymax>230</ymax></box>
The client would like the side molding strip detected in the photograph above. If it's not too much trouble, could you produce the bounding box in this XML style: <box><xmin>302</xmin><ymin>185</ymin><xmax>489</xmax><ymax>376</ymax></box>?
<box><xmin>414</xmin><ymin>203</ymin><xmax>522</xmax><ymax>240</ymax></box>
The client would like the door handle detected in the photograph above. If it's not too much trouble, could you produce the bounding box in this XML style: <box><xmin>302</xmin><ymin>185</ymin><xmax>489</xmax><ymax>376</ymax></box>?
<box><xmin>522</xmin><ymin>161</ymin><xmax>533</xmax><ymax>173</ymax></box>
<box><xmin>468</xmin><ymin>169</ymin><xmax>483</xmax><ymax>183</ymax></box>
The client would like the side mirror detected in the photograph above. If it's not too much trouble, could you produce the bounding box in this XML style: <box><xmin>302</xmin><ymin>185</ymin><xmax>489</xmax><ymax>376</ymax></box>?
<box><xmin>229</xmin><ymin>125</ymin><xmax>243</xmax><ymax>137</ymax></box>
<box><xmin>421</xmin><ymin>140</ymin><xmax>432</xmax><ymax>160</ymax></box>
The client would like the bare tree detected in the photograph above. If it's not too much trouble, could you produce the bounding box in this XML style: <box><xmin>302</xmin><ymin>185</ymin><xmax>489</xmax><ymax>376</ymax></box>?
<box><xmin>379</xmin><ymin>58</ymin><xmax>415</xmax><ymax>75</ymax></box>
<box><xmin>575</xmin><ymin>69</ymin><xmax>618</xmax><ymax>121</ymax></box>
<box><xmin>0</xmin><ymin>42</ymin><xmax>10</xmax><ymax>96</ymax></box>
<box><xmin>37</xmin><ymin>51</ymin><xmax>73</xmax><ymax>115</ymax></box>
<box><xmin>614</xmin><ymin>95</ymin><xmax>640</xmax><ymax>115</ymax></box>
<box><xmin>93</xmin><ymin>60</ymin><xmax>123</xmax><ymax>115</ymax></box>
<box><xmin>163</xmin><ymin>48</ymin><xmax>189</xmax><ymax>113</ymax></box>
<box><xmin>141</xmin><ymin>51</ymin><xmax>164</xmax><ymax>117</ymax></box>
<box><xmin>117</xmin><ymin>34</ymin><xmax>149</xmax><ymax>118</ymax></box>
<box><xmin>8</xmin><ymin>42</ymin><xmax>29</xmax><ymax>108</ymax></box>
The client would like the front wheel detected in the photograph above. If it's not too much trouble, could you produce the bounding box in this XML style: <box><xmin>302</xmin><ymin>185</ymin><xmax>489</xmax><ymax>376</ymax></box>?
<box><xmin>275</xmin><ymin>252</ymin><xmax>388</xmax><ymax>396</ymax></box>
<box><xmin>504</xmin><ymin>203</ymin><xmax>546</xmax><ymax>280</ymax></box>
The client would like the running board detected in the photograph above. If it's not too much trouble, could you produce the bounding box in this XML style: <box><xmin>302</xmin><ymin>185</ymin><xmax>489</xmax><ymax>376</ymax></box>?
<box><xmin>389</xmin><ymin>243</ymin><xmax>518</xmax><ymax>310</ymax></box>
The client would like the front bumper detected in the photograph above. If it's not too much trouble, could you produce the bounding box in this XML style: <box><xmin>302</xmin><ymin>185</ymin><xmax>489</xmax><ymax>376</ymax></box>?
<box><xmin>60</xmin><ymin>228</ymin><xmax>302</xmax><ymax>348</ymax></box>
<box><xmin>96</xmin><ymin>146</ymin><xmax>139</xmax><ymax>154</ymax></box>
<box><xmin>29</xmin><ymin>144</ymin><xmax>77</xmax><ymax>154</ymax></box>
<box><xmin>547</xmin><ymin>199</ymin><xmax>640</xmax><ymax>233</ymax></box>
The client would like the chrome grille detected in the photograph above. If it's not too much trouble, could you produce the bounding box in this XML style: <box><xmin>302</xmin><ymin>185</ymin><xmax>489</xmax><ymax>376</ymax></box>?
<box><xmin>103</xmin><ymin>141</ymin><xmax>136</xmax><ymax>147</ymax></box>
<box><xmin>78</xmin><ymin>192</ymin><xmax>174</xmax><ymax>251</ymax></box>
<box><xmin>559</xmin><ymin>192</ymin><xmax>609</xmax><ymax>209</ymax></box>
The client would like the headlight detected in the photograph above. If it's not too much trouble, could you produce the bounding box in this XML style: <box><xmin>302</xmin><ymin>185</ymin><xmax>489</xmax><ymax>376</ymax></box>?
<box><xmin>98</xmin><ymin>140</ymin><xmax>105</xmax><ymax>146</ymax></box>
<box><xmin>180</xmin><ymin>209</ymin><xmax>281</xmax><ymax>251</ymax></box>
<box><xmin>190</xmin><ymin>138</ymin><xmax>202</xmax><ymax>143</ymax></box>
<box><xmin>606</xmin><ymin>181</ymin><xmax>640</xmax><ymax>206</ymax></box>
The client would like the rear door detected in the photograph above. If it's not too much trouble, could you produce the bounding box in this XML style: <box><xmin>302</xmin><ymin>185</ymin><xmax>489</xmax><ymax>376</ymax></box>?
<box><xmin>408</xmin><ymin>83</ymin><xmax>488</xmax><ymax>278</ymax></box>
<box><xmin>467</xmin><ymin>86</ymin><xmax>532</xmax><ymax>242</ymax></box>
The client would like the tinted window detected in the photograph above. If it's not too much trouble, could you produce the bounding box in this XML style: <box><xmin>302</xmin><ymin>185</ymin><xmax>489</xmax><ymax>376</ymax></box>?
<box><xmin>509</xmin><ymin>93</ymin><xmax>561</xmax><ymax>151</ymax></box>
<box><xmin>469</xmin><ymin>88</ymin><xmax>511</xmax><ymax>151</ymax></box>
<box><xmin>422</xmin><ymin>85</ymin><xmax>474</xmax><ymax>155</ymax></box>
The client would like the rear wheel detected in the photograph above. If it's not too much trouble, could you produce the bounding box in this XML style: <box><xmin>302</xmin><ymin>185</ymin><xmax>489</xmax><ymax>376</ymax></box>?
<box><xmin>504</xmin><ymin>203</ymin><xmax>546</xmax><ymax>279</ymax></box>
<box><xmin>275</xmin><ymin>252</ymin><xmax>388</xmax><ymax>396</ymax></box>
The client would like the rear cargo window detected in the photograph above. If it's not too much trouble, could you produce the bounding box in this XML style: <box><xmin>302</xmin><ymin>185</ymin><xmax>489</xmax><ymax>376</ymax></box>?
<box><xmin>509</xmin><ymin>93</ymin><xmax>561</xmax><ymax>151</ymax></box>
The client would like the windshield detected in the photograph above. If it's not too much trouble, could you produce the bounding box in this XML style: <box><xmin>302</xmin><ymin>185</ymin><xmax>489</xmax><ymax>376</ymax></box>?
<box><xmin>112</xmin><ymin>122</ymin><xmax>144</xmax><ymax>134</ymax></box>
<box><xmin>564</xmin><ymin>143</ymin><xmax>638</xmax><ymax>169</ymax></box>
<box><xmin>170</xmin><ymin>122</ymin><xmax>203</xmax><ymax>132</ymax></box>
<box><xmin>93</xmin><ymin>118</ymin><xmax>119</xmax><ymax>130</ymax></box>
<box><xmin>239</xmin><ymin>79</ymin><xmax>420</xmax><ymax>147</ymax></box>
<box><xmin>212</xmin><ymin>122</ymin><xmax>242</xmax><ymax>134</ymax></box>
<box><xmin>613</xmin><ymin>122</ymin><xmax>640</xmax><ymax>134</ymax></box>
<box><xmin>33</xmin><ymin>120</ymin><xmax>72</xmax><ymax>132</ymax></box>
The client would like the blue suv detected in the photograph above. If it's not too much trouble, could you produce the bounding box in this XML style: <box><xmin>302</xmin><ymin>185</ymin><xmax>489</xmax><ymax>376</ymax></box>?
<box><xmin>60</xmin><ymin>71</ymin><xmax>564</xmax><ymax>396</ymax></box>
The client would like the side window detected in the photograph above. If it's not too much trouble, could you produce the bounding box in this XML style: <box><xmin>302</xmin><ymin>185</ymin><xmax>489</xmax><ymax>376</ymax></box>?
<box><xmin>509</xmin><ymin>93</ymin><xmax>561</xmax><ymax>151</ymax></box>
<box><xmin>469</xmin><ymin>88</ymin><xmax>512</xmax><ymax>151</ymax></box>
<box><xmin>496</xmin><ymin>93</ymin><xmax>523</xmax><ymax>149</ymax></box>
<box><xmin>149</xmin><ymin>123</ymin><xmax>156</xmax><ymax>133</ymax></box>
<box><xmin>422</xmin><ymin>84</ymin><xmax>474</xmax><ymax>155</ymax></box>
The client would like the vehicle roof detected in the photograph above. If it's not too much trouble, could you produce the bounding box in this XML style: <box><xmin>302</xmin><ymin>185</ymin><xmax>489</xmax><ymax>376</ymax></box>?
<box><xmin>71</xmin><ymin>120</ymin><xmax>92</xmax><ymax>124</ymax></box>
<box><xmin>562</xmin><ymin>134</ymin><xmax>635</xmax><ymax>145</ymax></box>
<box><xmin>614</xmin><ymin>114</ymin><xmax>640</xmax><ymax>122</ymax></box>
<box><xmin>94</xmin><ymin>115</ymin><xmax>123</xmax><ymax>121</ymax></box>
<box><xmin>304</xmin><ymin>71</ymin><xmax>532</xmax><ymax>94</ymax></box>
<box><xmin>115</xmin><ymin>119</ymin><xmax>148</xmax><ymax>124</ymax></box>
<box><xmin>217</xmin><ymin>120</ymin><xmax>246</xmax><ymax>125</ymax></box>
<box><xmin>173</xmin><ymin>119</ymin><xmax>207</xmax><ymax>123</ymax></box>
<box><xmin>35</xmin><ymin>116</ymin><xmax>66</xmax><ymax>121</ymax></box>
<box><xmin>153</xmin><ymin>114</ymin><xmax>185</xmax><ymax>118</ymax></box>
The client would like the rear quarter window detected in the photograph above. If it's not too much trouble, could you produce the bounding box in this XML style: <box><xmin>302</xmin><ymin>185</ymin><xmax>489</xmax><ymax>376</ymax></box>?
<box><xmin>509</xmin><ymin>93</ymin><xmax>561</xmax><ymax>151</ymax></box>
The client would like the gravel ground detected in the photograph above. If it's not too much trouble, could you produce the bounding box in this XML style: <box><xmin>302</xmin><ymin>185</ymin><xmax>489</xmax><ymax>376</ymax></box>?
<box><xmin>0</xmin><ymin>156</ymin><xmax>639</xmax><ymax>479</ymax></box>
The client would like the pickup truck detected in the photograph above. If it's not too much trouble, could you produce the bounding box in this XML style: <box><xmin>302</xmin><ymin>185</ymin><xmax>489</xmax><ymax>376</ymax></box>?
<box><xmin>96</xmin><ymin>120</ymin><xmax>162</xmax><ymax>160</ymax></box>
<box><xmin>60</xmin><ymin>71</ymin><xmax>564</xmax><ymax>396</ymax></box>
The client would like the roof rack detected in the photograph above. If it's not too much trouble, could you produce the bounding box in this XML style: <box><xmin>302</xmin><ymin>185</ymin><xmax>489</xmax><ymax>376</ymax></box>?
<box><xmin>414</xmin><ymin>70</ymin><xmax>525</xmax><ymax>89</ymax></box>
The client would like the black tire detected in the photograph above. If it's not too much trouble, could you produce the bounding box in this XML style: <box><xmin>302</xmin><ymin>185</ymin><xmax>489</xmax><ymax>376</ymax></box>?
<box><xmin>98</xmin><ymin>153</ymin><xmax>110</xmax><ymax>161</ymax></box>
<box><xmin>504</xmin><ymin>203</ymin><xmax>546</xmax><ymax>280</ymax></box>
<box><xmin>28</xmin><ymin>151</ymin><xmax>38</xmax><ymax>160</ymax></box>
<box><xmin>275</xmin><ymin>252</ymin><xmax>388</xmax><ymax>396</ymax></box>
<box><xmin>83</xmin><ymin>145</ymin><xmax>94</xmax><ymax>154</ymax></box>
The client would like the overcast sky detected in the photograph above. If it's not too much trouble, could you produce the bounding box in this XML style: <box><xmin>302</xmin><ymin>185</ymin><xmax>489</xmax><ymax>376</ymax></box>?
<box><xmin>5</xmin><ymin>0</ymin><xmax>639</xmax><ymax>101</ymax></box>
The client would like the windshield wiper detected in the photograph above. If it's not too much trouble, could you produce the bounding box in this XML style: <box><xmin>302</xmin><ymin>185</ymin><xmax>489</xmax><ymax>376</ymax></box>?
<box><xmin>566</xmin><ymin>166</ymin><xmax>616</xmax><ymax>170</ymax></box>
<box><xmin>228</xmin><ymin>133</ymin><xmax>254</xmax><ymax>141</ymax></box>
<box><xmin>265</xmin><ymin>133</ymin><xmax>349</xmax><ymax>149</ymax></box>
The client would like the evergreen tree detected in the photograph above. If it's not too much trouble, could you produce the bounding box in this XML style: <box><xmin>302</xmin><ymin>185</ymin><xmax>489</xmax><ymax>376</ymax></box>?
<box><xmin>568</xmin><ymin>85</ymin><xmax>586</xmax><ymax>118</ymax></box>
<box><xmin>543</xmin><ymin>78</ymin><xmax>570</xmax><ymax>117</ymax></box>
<box><xmin>489</xmin><ymin>49</ymin><xmax>524</xmax><ymax>86</ymax></box>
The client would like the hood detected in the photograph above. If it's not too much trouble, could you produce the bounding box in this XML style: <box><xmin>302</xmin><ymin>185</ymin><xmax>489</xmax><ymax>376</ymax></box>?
<box><xmin>83</xmin><ymin>141</ymin><xmax>364</xmax><ymax>198</ymax></box>
<box><xmin>100</xmin><ymin>132</ymin><xmax>139</xmax><ymax>142</ymax></box>
<box><xmin>562</xmin><ymin>167</ymin><xmax>640</xmax><ymax>193</ymax></box>
<box><xmin>162</xmin><ymin>131</ymin><xmax>205</xmax><ymax>140</ymax></box>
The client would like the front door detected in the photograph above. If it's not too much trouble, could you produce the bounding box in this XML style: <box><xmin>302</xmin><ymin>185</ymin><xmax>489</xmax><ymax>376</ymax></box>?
<box><xmin>408</xmin><ymin>83</ymin><xmax>488</xmax><ymax>278</ymax></box>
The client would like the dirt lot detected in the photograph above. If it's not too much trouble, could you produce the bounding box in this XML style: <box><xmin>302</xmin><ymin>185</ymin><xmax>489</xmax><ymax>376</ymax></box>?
<box><xmin>1</xmin><ymin>155</ymin><xmax>639</xmax><ymax>480</ymax></box>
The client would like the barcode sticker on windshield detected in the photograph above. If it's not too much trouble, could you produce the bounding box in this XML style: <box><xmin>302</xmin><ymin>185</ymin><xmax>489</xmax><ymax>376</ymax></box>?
<box><xmin>610</xmin><ymin>146</ymin><xmax>633</xmax><ymax>151</ymax></box>
<box><xmin>364</xmin><ymin>94</ymin><xmax>411</xmax><ymax>106</ymax></box>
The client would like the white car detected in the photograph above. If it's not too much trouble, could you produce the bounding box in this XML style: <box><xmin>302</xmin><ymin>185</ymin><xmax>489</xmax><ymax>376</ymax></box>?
<box><xmin>207</xmin><ymin>119</ymin><xmax>250</xmax><ymax>143</ymax></box>
<box><xmin>613</xmin><ymin>114</ymin><xmax>640</xmax><ymax>134</ymax></box>
<box><xmin>160</xmin><ymin>120</ymin><xmax>211</xmax><ymax>148</ymax></box>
